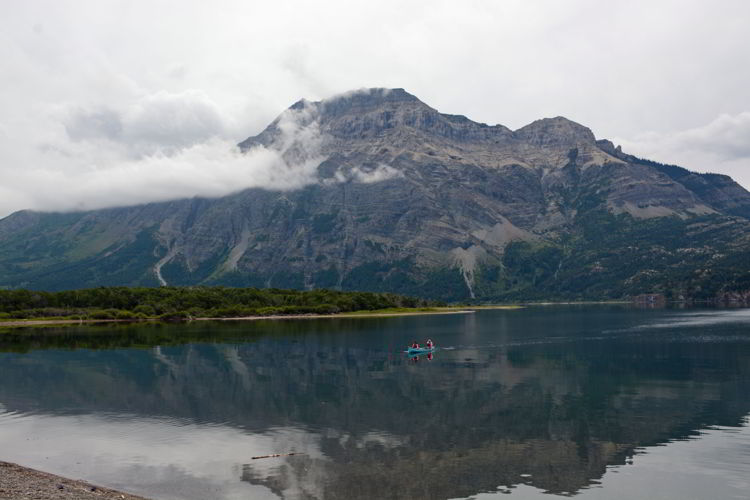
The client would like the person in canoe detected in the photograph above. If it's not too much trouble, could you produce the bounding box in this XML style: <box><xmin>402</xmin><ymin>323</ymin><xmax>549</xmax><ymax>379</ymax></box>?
<box><xmin>411</xmin><ymin>340</ymin><xmax>420</xmax><ymax>349</ymax></box>
<box><xmin>425</xmin><ymin>338</ymin><xmax>434</xmax><ymax>349</ymax></box>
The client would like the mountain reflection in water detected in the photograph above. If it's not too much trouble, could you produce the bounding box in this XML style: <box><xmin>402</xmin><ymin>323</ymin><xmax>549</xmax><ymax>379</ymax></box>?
<box><xmin>0</xmin><ymin>306</ymin><xmax>748</xmax><ymax>500</ymax></box>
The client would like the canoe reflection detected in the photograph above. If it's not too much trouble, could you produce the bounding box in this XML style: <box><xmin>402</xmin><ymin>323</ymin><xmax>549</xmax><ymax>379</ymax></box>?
<box><xmin>408</xmin><ymin>351</ymin><xmax>433</xmax><ymax>362</ymax></box>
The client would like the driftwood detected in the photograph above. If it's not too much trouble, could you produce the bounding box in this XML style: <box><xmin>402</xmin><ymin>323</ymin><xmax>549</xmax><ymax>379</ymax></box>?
<box><xmin>251</xmin><ymin>452</ymin><xmax>304</xmax><ymax>460</ymax></box>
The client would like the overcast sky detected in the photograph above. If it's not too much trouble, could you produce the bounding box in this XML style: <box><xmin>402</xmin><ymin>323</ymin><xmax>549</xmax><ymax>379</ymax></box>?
<box><xmin>1</xmin><ymin>0</ymin><xmax>749</xmax><ymax>217</ymax></box>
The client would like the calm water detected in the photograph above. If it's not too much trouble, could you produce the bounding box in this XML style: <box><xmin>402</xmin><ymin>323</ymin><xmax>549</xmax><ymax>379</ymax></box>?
<box><xmin>0</xmin><ymin>306</ymin><xmax>749</xmax><ymax>500</ymax></box>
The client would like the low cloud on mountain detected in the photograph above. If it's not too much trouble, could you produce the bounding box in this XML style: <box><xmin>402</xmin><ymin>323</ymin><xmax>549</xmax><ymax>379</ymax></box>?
<box><xmin>0</xmin><ymin>94</ymin><xmax>327</xmax><ymax>215</ymax></box>
<box><xmin>6</xmin><ymin>139</ymin><xmax>323</xmax><ymax>214</ymax></box>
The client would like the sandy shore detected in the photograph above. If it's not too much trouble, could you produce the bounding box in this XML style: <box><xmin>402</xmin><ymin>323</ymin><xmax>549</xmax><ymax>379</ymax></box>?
<box><xmin>0</xmin><ymin>308</ymin><xmax>478</xmax><ymax>329</ymax></box>
<box><xmin>0</xmin><ymin>319</ymin><xmax>127</xmax><ymax>328</ymax></box>
<box><xmin>0</xmin><ymin>461</ymin><xmax>151</xmax><ymax>500</ymax></box>
<box><xmin>204</xmin><ymin>309</ymin><xmax>475</xmax><ymax>321</ymax></box>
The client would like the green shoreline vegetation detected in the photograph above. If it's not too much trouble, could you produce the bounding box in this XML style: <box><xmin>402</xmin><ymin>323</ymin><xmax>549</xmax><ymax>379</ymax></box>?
<box><xmin>0</xmin><ymin>286</ymin><xmax>448</xmax><ymax>327</ymax></box>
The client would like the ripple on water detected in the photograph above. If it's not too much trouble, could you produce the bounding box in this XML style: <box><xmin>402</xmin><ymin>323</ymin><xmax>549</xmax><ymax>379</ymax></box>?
<box><xmin>606</xmin><ymin>308</ymin><xmax>750</xmax><ymax>334</ymax></box>
<box><xmin>1</xmin><ymin>307</ymin><xmax>749</xmax><ymax>500</ymax></box>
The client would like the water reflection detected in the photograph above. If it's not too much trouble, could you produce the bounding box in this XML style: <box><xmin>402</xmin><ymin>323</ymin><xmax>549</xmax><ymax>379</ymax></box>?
<box><xmin>0</xmin><ymin>412</ymin><xmax>291</xmax><ymax>500</ymax></box>
<box><xmin>0</xmin><ymin>307</ymin><xmax>748</xmax><ymax>500</ymax></box>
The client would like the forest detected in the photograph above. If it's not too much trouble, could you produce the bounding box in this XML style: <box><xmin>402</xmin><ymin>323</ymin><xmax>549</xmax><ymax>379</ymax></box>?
<box><xmin>0</xmin><ymin>286</ymin><xmax>441</xmax><ymax>321</ymax></box>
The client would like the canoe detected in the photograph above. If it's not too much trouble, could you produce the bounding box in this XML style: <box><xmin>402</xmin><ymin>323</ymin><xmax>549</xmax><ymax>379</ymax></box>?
<box><xmin>407</xmin><ymin>347</ymin><xmax>435</xmax><ymax>355</ymax></box>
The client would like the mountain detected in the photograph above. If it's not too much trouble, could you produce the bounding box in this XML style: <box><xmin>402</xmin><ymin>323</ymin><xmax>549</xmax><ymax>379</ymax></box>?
<box><xmin>1</xmin><ymin>88</ymin><xmax>750</xmax><ymax>301</ymax></box>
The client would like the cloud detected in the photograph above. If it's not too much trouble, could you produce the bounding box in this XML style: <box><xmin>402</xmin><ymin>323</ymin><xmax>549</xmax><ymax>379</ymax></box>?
<box><xmin>351</xmin><ymin>163</ymin><xmax>403</xmax><ymax>184</ymax></box>
<box><xmin>619</xmin><ymin>112</ymin><xmax>750</xmax><ymax>160</ymax></box>
<box><xmin>63</xmin><ymin>90</ymin><xmax>227</xmax><ymax>157</ymax></box>
<box><xmin>271</xmin><ymin>102</ymin><xmax>324</xmax><ymax>162</ymax></box>
<box><xmin>6</xmin><ymin>139</ymin><xmax>323</xmax><ymax>213</ymax></box>
<box><xmin>616</xmin><ymin>111</ymin><xmax>750</xmax><ymax>189</ymax></box>
<box><xmin>339</xmin><ymin>163</ymin><xmax>404</xmax><ymax>184</ymax></box>
<box><xmin>64</xmin><ymin>107</ymin><xmax>123</xmax><ymax>143</ymax></box>
<box><xmin>1</xmin><ymin>101</ymin><xmax>327</xmax><ymax>214</ymax></box>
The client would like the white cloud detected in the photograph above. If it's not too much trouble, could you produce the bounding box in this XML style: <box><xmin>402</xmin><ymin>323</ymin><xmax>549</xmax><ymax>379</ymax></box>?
<box><xmin>349</xmin><ymin>164</ymin><xmax>404</xmax><ymax>184</ymax></box>
<box><xmin>0</xmin><ymin>102</ymin><xmax>326</xmax><ymax>214</ymax></box>
<box><xmin>617</xmin><ymin>111</ymin><xmax>750</xmax><ymax>188</ymax></box>
<box><xmin>63</xmin><ymin>90</ymin><xmax>227</xmax><ymax>157</ymax></box>
<box><xmin>120</xmin><ymin>91</ymin><xmax>224</xmax><ymax>152</ymax></box>
<box><xmin>12</xmin><ymin>139</ymin><xmax>322</xmax><ymax>213</ymax></box>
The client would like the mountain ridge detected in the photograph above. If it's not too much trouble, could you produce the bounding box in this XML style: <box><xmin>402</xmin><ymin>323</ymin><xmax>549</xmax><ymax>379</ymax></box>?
<box><xmin>1</xmin><ymin>88</ymin><xmax>749</xmax><ymax>301</ymax></box>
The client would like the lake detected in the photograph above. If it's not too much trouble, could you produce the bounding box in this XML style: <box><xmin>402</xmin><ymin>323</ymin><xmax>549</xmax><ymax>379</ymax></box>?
<box><xmin>0</xmin><ymin>306</ymin><xmax>749</xmax><ymax>500</ymax></box>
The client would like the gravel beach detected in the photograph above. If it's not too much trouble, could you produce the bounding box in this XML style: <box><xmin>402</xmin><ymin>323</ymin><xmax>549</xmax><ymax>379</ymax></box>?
<box><xmin>0</xmin><ymin>462</ymin><xmax>152</xmax><ymax>500</ymax></box>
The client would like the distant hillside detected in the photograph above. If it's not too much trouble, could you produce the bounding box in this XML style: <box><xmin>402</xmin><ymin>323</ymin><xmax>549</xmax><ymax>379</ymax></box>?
<box><xmin>1</xmin><ymin>88</ymin><xmax>750</xmax><ymax>301</ymax></box>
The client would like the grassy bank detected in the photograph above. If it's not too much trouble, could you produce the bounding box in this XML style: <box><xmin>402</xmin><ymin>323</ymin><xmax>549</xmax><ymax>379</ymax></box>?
<box><xmin>0</xmin><ymin>306</ymin><xmax>483</xmax><ymax>329</ymax></box>
<box><xmin>0</xmin><ymin>286</ymin><xmax>442</xmax><ymax>323</ymax></box>
<box><xmin>0</xmin><ymin>287</ymin><xmax>539</xmax><ymax>330</ymax></box>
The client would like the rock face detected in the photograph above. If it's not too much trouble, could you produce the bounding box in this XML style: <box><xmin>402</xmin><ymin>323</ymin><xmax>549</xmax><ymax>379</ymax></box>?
<box><xmin>1</xmin><ymin>88</ymin><xmax>750</xmax><ymax>300</ymax></box>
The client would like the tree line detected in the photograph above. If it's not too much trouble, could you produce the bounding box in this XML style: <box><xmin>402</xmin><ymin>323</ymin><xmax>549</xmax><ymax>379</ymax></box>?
<box><xmin>0</xmin><ymin>286</ymin><xmax>440</xmax><ymax>320</ymax></box>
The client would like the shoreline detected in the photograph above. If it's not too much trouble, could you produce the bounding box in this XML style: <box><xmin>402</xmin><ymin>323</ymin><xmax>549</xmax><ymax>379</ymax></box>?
<box><xmin>0</xmin><ymin>318</ymin><xmax>129</xmax><ymax>328</ymax></box>
<box><xmin>0</xmin><ymin>461</ymin><xmax>151</xmax><ymax>500</ymax></box>
<box><xmin>517</xmin><ymin>300</ymin><xmax>631</xmax><ymax>305</ymax></box>
<box><xmin>203</xmin><ymin>308</ymin><xmax>477</xmax><ymax>321</ymax></box>
<box><xmin>0</xmin><ymin>307</ymin><xmax>481</xmax><ymax>329</ymax></box>
<box><xmin>5</xmin><ymin>301</ymin><xmax>746</xmax><ymax>329</ymax></box>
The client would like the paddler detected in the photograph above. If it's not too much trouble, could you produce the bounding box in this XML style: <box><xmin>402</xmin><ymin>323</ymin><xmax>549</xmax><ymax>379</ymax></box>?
<box><xmin>425</xmin><ymin>338</ymin><xmax>434</xmax><ymax>349</ymax></box>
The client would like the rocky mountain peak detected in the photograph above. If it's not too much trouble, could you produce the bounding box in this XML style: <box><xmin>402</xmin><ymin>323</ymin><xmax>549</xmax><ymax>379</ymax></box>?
<box><xmin>514</xmin><ymin>116</ymin><xmax>596</xmax><ymax>147</ymax></box>
<box><xmin>246</xmin><ymin>90</ymin><xmax>608</xmax><ymax>154</ymax></box>
<box><xmin>320</xmin><ymin>88</ymin><xmax>421</xmax><ymax>111</ymax></box>
<box><xmin>286</xmin><ymin>88</ymin><xmax>422</xmax><ymax>115</ymax></box>
<box><xmin>242</xmin><ymin>88</ymin><xmax>514</xmax><ymax>149</ymax></box>
<box><xmin>4</xmin><ymin>88</ymin><xmax>750</xmax><ymax>302</ymax></box>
